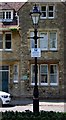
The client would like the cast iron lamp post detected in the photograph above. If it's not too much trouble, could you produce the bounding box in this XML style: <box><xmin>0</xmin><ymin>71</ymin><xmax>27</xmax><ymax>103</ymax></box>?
<box><xmin>30</xmin><ymin>4</ymin><xmax>41</xmax><ymax>113</ymax></box>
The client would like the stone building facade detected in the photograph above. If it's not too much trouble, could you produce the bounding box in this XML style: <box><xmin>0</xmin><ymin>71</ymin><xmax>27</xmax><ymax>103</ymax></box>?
<box><xmin>1</xmin><ymin>2</ymin><xmax>66</xmax><ymax>100</ymax></box>
<box><xmin>18</xmin><ymin>1</ymin><xmax>66</xmax><ymax>100</ymax></box>
<box><xmin>0</xmin><ymin>2</ymin><xmax>23</xmax><ymax>96</ymax></box>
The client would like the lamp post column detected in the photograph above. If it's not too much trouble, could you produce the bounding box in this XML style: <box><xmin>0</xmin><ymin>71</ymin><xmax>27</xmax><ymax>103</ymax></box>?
<box><xmin>30</xmin><ymin>4</ymin><xmax>41</xmax><ymax>113</ymax></box>
<box><xmin>33</xmin><ymin>28</ymin><xmax>39</xmax><ymax>113</ymax></box>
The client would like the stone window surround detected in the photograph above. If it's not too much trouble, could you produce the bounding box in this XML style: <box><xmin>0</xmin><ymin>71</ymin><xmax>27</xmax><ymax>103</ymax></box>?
<box><xmin>40</xmin><ymin>4</ymin><xmax>55</xmax><ymax>19</ymax></box>
<box><xmin>28</xmin><ymin>29</ymin><xmax>58</xmax><ymax>51</ymax></box>
<box><xmin>0</xmin><ymin>31</ymin><xmax>12</xmax><ymax>51</ymax></box>
<box><xmin>0</xmin><ymin>10</ymin><xmax>13</xmax><ymax>22</ymax></box>
<box><xmin>31</xmin><ymin>63</ymin><xmax>58</xmax><ymax>86</ymax></box>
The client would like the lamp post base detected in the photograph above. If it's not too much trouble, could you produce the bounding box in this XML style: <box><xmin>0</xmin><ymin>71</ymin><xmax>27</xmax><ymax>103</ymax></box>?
<box><xmin>33</xmin><ymin>97</ymin><xmax>39</xmax><ymax>113</ymax></box>
<box><xmin>33</xmin><ymin>86</ymin><xmax>39</xmax><ymax>113</ymax></box>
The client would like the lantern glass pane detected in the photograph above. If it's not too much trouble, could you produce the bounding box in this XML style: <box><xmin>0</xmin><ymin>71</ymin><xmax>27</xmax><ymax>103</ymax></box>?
<box><xmin>31</xmin><ymin>13</ymin><xmax>40</xmax><ymax>25</ymax></box>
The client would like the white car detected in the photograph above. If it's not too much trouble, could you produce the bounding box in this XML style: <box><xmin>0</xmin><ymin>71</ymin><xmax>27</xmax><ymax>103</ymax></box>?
<box><xmin>0</xmin><ymin>91</ymin><xmax>11</xmax><ymax>105</ymax></box>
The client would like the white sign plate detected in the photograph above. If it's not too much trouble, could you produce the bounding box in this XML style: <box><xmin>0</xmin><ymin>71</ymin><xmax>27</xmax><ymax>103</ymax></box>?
<box><xmin>31</xmin><ymin>48</ymin><xmax>41</xmax><ymax>57</ymax></box>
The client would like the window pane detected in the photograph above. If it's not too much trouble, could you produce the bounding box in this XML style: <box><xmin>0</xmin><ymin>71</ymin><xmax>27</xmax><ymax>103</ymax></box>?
<box><xmin>0</xmin><ymin>34</ymin><xmax>3</xmax><ymax>49</ymax></box>
<box><xmin>32</xmin><ymin>75</ymin><xmax>35</xmax><ymax>83</ymax></box>
<box><xmin>42</xmin><ymin>6</ymin><xmax>46</xmax><ymax>11</ymax></box>
<box><xmin>3</xmin><ymin>12</ymin><xmax>5</xmax><ymax>19</ymax></box>
<box><xmin>49</xmin><ymin>6</ymin><xmax>53</xmax><ymax>11</ymax></box>
<box><xmin>50</xmin><ymin>65</ymin><xmax>58</xmax><ymax>84</ymax></box>
<box><xmin>41</xmin><ymin>6</ymin><xmax>46</xmax><ymax>17</ymax></box>
<box><xmin>50</xmin><ymin>74</ymin><xmax>57</xmax><ymax>83</ymax></box>
<box><xmin>40</xmin><ymin>65</ymin><xmax>48</xmax><ymax>84</ymax></box>
<box><xmin>50</xmin><ymin>32</ymin><xmax>57</xmax><ymax>49</ymax></box>
<box><xmin>40</xmin><ymin>33</ymin><xmax>48</xmax><ymax>50</ymax></box>
<box><xmin>31</xmin><ymin>39</ymin><xmax>35</xmax><ymax>48</ymax></box>
<box><xmin>30</xmin><ymin>32</ymin><xmax>38</xmax><ymax>48</ymax></box>
<box><xmin>49</xmin><ymin>12</ymin><xmax>53</xmax><ymax>17</ymax></box>
<box><xmin>6</xmin><ymin>42</ymin><xmax>11</xmax><ymax>49</ymax></box>
<box><xmin>0</xmin><ymin>66</ymin><xmax>9</xmax><ymax>70</ymax></box>
<box><xmin>41</xmin><ymin>65</ymin><xmax>47</xmax><ymax>74</ymax></box>
<box><xmin>31</xmin><ymin>65</ymin><xmax>35</xmax><ymax>83</ymax></box>
<box><xmin>48</xmin><ymin>6</ymin><xmax>54</xmax><ymax>17</ymax></box>
<box><xmin>31</xmin><ymin>65</ymin><xmax>38</xmax><ymax>84</ymax></box>
<box><xmin>13</xmin><ymin>65</ymin><xmax>18</xmax><ymax>82</ymax></box>
<box><xmin>6</xmin><ymin>12</ymin><xmax>8</xmax><ymax>19</ymax></box>
<box><xmin>14</xmin><ymin>65</ymin><xmax>18</xmax><ymax>73</ymax></box>
<box><xmin>50</xmin><ymin>65</ymin><xmax>57</xmax><ymax>74</ymax></box>
<box><xmin>0</xmin><ymin>12</ymin><xmax>3</xmax><ymax>19</ymax></box>
<box><xmin>41</xmin><ymin>75</ymin><xmax>47</xmax><ymax>83</ymax></box>
<box><xmin>0</xmin><ymin>42</ymin><xmax>3</xmax><ymax>49</ymax></box>
<box><xmin>9</xmin><ymin>12</ymin><xmax>11</xmax><ymax>19</ymax></box>
<box><xmin>6</xmin><ymin>12</ymin><xmax>11</xmax><ymax>19</ymax></box>
<box><xmin>0</xmin><ymin>34</ymin><xmax>3</xmax><ymax>40</ymax></box>
<box><xmin>6</xmin><ymin>34</ymin><xmax>11</xmax><ymax>40</ymax></box>
<box><xmin>30</xmin><ymin>32</ymin><xmax>35</xmax><ymax>48</ymax></box>
<box><xmin>14</xmin><ymin>74</ymin><xmax>18</xmax><ymax>80</ymax></box>
<box><xmin>5</xmin><ymin>33</ymin><xmax>11</xmax><ymax>49</ymax></box>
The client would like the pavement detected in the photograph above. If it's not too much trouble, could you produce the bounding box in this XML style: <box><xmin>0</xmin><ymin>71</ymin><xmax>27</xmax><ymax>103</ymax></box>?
<box><xmin>10</xmin><ymin>97</ymin><xmax>65</xmax><ymax>106</ymax></box>
<box><xmin>0</xmin><ymin>101</ymin><xmax>65</xmax><ymax>113</ymax></box>
<box><xmin>0</xmin><ymin>98</ymin><xmax>66</xmax><ymax>113</ymax></box>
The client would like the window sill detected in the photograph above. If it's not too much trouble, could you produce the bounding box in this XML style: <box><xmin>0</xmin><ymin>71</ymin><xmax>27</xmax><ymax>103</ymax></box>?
<box><xmin>40</xmin><ymin>83</ymin><xmax>48</xmax><ymax>86</ymax></box>
<box><xmin>0</xmin><ymin>49</ymin><xmax>13</xmax><ymax>53</ymax></box>
<box><xmin>0</xmin><ymin>49</ymin><xmax>3</xmax><ymax>51</ymax></box>
<box><xmin>48</xmin><ymin>17</ymin><xmax>54</xmax><ymax>19</ymax></box>
<box><xmin>49</xmin><ymin>49</ymin><xmax>57</xmax><ymax>51</ymax></box>
<box><xmin>31</xmin><ymin>84</ymin><xmax>58</xmax><ymax>86</ymax></box>
<box><xmin>41</xmin><ymin>49</ymin><xmax>48</xmax><ymax>51</ymax></box>
<box><xmin>13</xmin><ymin>81</ymin><xmax>18</xmax><ymax>83</ymax></box>
<box><xmin>2</xmin><ymin>19</ymin><xmax>13</xmax><ymax>22</ymax></box>
<box><xmin>31</xmin><ymin>83</ymin><xmax>39</xmax><ymax>86</ymax></box>
<box><xmin>30</xmin><ymin>49</ymin><xmax>58</xmax><ymax>52</ymax></box>
<box><xmin>50</xmin><ymin>84</ymin><xmax>58</xmax><ymax>86</ymax></box>
<box><xmin>3</xmin><ymin>49</ymin><xmax>13</xmax><ymax>52</ymax></box>
<box><xmin>41</xmin><ymin>49</ymin><xmax>58</xmax><ymax>52</ymax></box>
<box><xmin>31</xmin><ymin>83</ymin><xmax>48</xmax><ymax>86</ymax></box>
<box><xmin>40</xmin><ymin>17</ymin><xmax>47</xmax><ymax>19</ymax></box>
<box><xmin>40</xmin><ymin>17</ymin><xmax>54</xmax><ymax>19</ymax></box>
<box><xmin>29</xmin><ymin>48</ymin><xmax>58</xmax><ymax>52</ymax></box>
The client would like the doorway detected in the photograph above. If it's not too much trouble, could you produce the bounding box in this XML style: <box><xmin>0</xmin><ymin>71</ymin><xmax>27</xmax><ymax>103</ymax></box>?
<box><xmin>0</xmin><ymin>66</ymin><xmax>9</xmax><ymax>92</ymax></box>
